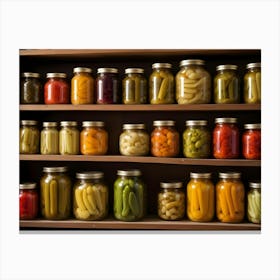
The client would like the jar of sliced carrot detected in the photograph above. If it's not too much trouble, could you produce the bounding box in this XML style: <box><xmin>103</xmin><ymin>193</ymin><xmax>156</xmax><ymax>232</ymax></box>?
<box><xmin>151</xmin><ymin>120</ymin><xmax>179</xmax><ymax>157</ymax></box>
<box><xmin>80</xmin><ymin>121</ymin><xmax>108</xmax><ymax>155</ymax></box>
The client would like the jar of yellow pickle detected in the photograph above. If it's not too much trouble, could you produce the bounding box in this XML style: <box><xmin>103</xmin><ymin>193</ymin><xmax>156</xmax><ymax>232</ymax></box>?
<box><xmin>247</xmin><ymin>181</ymin><xmax>261</xmax><ymax>224</ymax></box>
<box><xmin>20</xmin><ymin>120</ymin><xmax>40</xmax><ymax>154</ymax></box>
<box><xmin>59</xmin><ymin>121</ymin><xmax>80</xmax><ymax>155</ymax></box>
<box><xmin>40</xmin><ymin>122</ymin><xmax>59</xmax><ymax>155</ymax></box>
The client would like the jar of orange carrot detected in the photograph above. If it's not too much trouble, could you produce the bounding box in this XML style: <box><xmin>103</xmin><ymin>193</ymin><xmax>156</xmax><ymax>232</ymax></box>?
<box><xmin>151</xmin><ymin>120</ymin><xmax>179</xmax><ymax>157</ymax></box>
<box><xmin>80</xmin><ymin>121</ymin><xmax>108</xmax><ymax>155</ymax></box>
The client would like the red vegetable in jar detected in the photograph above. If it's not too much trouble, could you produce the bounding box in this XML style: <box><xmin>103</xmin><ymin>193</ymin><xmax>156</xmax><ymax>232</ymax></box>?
<box><xmin>44</xmin><ymin>73</ymin><xmax>69</xmax><ymax>104</ymax></box>
<box><xmin>19</xmin><ymin>183</ymin><xmax>38</xmax><ymax>219</ymax></box>
<box><xmin>213</xmin><ymin>118</ymin><xmax>239</xmax><ymax>159</ymax></box>
<box><xmin>242</xmin><ymin>124</ymin><xmax>261</xmax><ymax>159</ymax></box>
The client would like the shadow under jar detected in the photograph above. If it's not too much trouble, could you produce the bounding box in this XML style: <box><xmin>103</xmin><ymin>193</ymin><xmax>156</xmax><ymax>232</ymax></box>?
<box><xmin>20</xmin><ymin>72</ymin><xmax>42</xmax><ymax>104</ymax></box>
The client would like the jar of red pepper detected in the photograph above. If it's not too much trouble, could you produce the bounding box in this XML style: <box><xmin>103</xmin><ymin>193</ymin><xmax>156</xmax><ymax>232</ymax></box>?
<box><xmin>19</xmin><ymin>182</ymin><xmax>39</xmax><ymax>219</ymax></box>
<box><xmin>242</xmin><ymin>123</ymin><xmax>261</xmax><ymax>159</ymax></box>
<box><xmin>213</xmin><ymin>117</ymin><xmax>239</xmax><ymax>159</ymax></box>
<box><xmin>44</xmin><ymin>73</ymin><xmax>69</xmax><ymax>104</ymax></box>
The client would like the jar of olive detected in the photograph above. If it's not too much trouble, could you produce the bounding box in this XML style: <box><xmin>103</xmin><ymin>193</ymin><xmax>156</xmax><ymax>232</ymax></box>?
<box><xmin>183</xmin><ymin>120</ymin><xmax>211</xmax><ymax>158</ymax></box>
<box><xmin>122</xmin><ymin>68</ymin><xmax>147</xmax><ymax>104</ymax></box>
<box><xmin>40</xmin><ymin>122</ymin><xmax>59</xmax><ymax>155</ymax></box>
<box><xmin>149</xmin><ymin>63</ymin><xmax>175</xmax><ymax>104</ymax></box>
<box><xmin>20</xmin><ymin>120</ymin><xmax>40</xmax><ymax>154</ymax></box>
<box><xmin>247</xmin><ymin>182</ymin><xmax>261</xmax><ymax>224</ymax></box>
<box><xmin>20</xmin><ymin>72</ymin><xmax>42</xmax><ymax>104</ymax></box>
<box><xmin>73</xmin><ymin>171</ymin><xmax>108</xmax><ymax>220</ymax></box>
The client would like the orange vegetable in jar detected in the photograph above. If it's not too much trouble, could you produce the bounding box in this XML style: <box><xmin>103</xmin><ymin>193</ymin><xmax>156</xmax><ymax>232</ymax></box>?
<box><xmin>80</xmin><ymin>121</ymin><xmax>108</xmax><ymax>155</ymax></box>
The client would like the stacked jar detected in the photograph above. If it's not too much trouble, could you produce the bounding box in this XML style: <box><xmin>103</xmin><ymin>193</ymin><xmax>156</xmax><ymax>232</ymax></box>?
<box><xmin>40</xmin><ymin>122</ymin><xmax>59</xmax><ymax>154</ymax></box>
<box><xmin>20</xmin><ymin>72</ymin><xmax>42</xmax><ymax>104</ymax></box>
<box><xmin>244</xmin><ymin>62</ymin><xmax>261</xmax><ymax>104</ymax></box>
<box><xmin>59</xmin><ymin>121</ymin><xmax>80</xmax><ymax>155</ymax></box>
<box><xmin>242</xmin><ymin>123</ymin><xmax>261</xmax><ymax>159</ymax></box>
<box><xmin>20</xmin><ymin>120</ymin><xmax>40</xmax><ymax>154</ymax></box>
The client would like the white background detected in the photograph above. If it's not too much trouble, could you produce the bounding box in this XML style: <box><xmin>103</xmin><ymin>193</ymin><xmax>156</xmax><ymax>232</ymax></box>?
<box><xmin>0</xmin><ymin>0</ymin><xmax>280</xmax><ymax>279</ymax></box>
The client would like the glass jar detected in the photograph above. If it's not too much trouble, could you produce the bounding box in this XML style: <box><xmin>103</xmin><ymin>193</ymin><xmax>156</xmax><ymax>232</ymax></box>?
<box><xmin>187</xmin><ymin>172</ymin><xmax>214</xmax><ymax>222</ymax></box>
<box><xmin>40</xmin><ymin>166</ymin><xmax>71</xmax><ymax>220</ymax></box>
<box><xmin>158</xmin><ymin>182</ymin><xmax>185</xmax><ymax>220</ymax></box>
<box><xmin>20</xmin><ymin>72</ymin><xmax>42</xmax><ymax>104</ymax></box>
<box><xmin>176</xmin><ymin>59</ymin><xmax>211</xmax><ymax>104</ymax></box>
<box><xmin>149</xmin><ymin>63</ymin><xmax>175</xmax><ymax>104</ymax></box>
<box><xmin>96</xmin><ymin>68</ymin><xmax>119</xmax><ymax>104</ymax></box>
<box><xmin>19</xmin><ymin>182</ymin><xmax>39</xmax><ymax>220</ymax></box>
<box><xmin>247</xmin><ymin>182</ymin><xmax>261</xmax><ymax>224</ymax></box>
<box><xmin>20</xmin><ymin>120</ymin><xmax>40</xmax><ymax>154</ymax></box>
<box><xmin>80</xmin><ymin>121</ymin><xmax>108</xmax><ymax>155</ymax></box>
<box><xmin>242</xmin><ymin>123</ymin><xmax>261</xmax><ymax>159</ymax></box>
<box><xmin>59</xmin><ymin>121</ymin><xmax>80</xmax><ymax>155</ymax></box>
<box><xmin>119</xmin><ymin>124</ymin><xmax>149</xmax><ymax>156</ymax></box>
<box><xmin>44</xmin><ymin>73</ymin><xmax>69</xmax><ymax>104</ymax></box>
<box><xmin>216</xmin><ymin>172</ymin><xmax>245</xmax><ymax>223</ymax></box>
<box><xmin>71</xmin><ymin>67</ymin><xmax>94</xmax><ymax>105</ymax></box>
<box><xmin>122</xmin><ymin>68</ymin><xmax>147</xmax><ymax>104</ymax></box>
<box><xmin>151</xmin><ymin>120</ymin><xmax>179</xmax><ymax>157</ymax></box>
<box><xmin>213</xmin><ymin>118</ymin><xmax>239</xmax><ymax>159</ymax></box>
<box><xmin>40</xmin><ymin>122</ymin><xmax>59</xmax><ymax>155</ymax></box>
<box><xmin>244</xmin><ymin>62</ymin><xmax>261</xmax><ymax>104</ymax></box>
<box><xmin>114</xmin><ymin>169</ymin><xmax>146</xmax><ymax>221</ymax></box>
<box><xmin>73</xmin><ymin>171</ymin><xmax>108</xmax><ymax>220</ymax></box>
<box><xmin>183</xmin><ymin>120</ymin><xmax>211</xmax><ymax>158</ymax></box>
<box><xmin>214</xmin><ymin>65</ymin><xmax>239</xmax><ymax>104</ymax></box>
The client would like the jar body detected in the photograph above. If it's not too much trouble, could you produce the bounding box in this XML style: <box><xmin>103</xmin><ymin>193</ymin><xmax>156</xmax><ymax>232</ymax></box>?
<box><xmin>19</xmin><ymin>189</ymin><xmax>38</xmax><ymax>219</ymax></box>
<box><xmin>176</xmin><ymin>65</ymin><xmax>211</xmax><ymax>104</ymax></box>
<box><xmin>244</xmin><ymin>67</ymin><xmax>261</xmax><ymax>104</ymax></box>
<box><xmin>20</xmin><ymin>123</ymin><xmax>39</xmax><ymax>154</ymax></box>
<box><xmin>71</xmin><ymin>72</ymin><xmax>94</xmax><ymax>104</ymax></box>
<box><xmin>59</xmin><ymin>125</ymin><xmax>80</xmax><ymax>155</ymax></box>
<box><xmin>242</xmin><ymin>128</ymin><xmax>261</xmax><ymax>159</ymax></box>
<box><xmin>20</xmin><ymin>75</ymin><xmax>42</xmax><ymax>104</ymax></box>
<box><xmin>44</xmin><ymin>77</ymin><xmax>69</xmax><ymax>104</ymax></box>
<box><xmin>41</xmin><ymin>127</ymin><xmax>59</xmax><ymax>154</ymax></box>
<box><xmin>247</xmin><ymin>187</ymin><xmax>261</xmax><ymax>224</ymax></box>
<box><xmin>187</xmin><ymin>178</ymin><xmax>214</xmax><ymax>222</ymax></box>
<box><xmin>73</xmin><ymin>178</ymin><xmax>108</xmax><ymax>220</ymax></box>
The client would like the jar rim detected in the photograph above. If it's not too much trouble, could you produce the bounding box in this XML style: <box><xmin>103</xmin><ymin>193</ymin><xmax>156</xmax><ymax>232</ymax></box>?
<box><xmin>46</xmin><ymin>73</ymin><xmax>67</xmax><ymax>78</ymax></box>
<box><xmin>249</xmin><ymin>181</ymin><xmax>261</xmax><ymax>189</ymax></box>
<box><xmin>97</xmin><ymin>68</ymin><xmax>118</xmax><ymax>74</ymax></box>
<box><xmin>190</xmin><ymin>172</ymin><xmax>212</xmax><ymax>179</ymax></box>
<box><xmin>123</xmin><ymin>124</ymin><xmax>146</xmax><ymax>130</ymax></box>
<box><xmin>43</xmin><ymin>166</ymin><xmax>68</xmax><ymax>173</ymax></box>
<box><xmin>125</xmin><ymin>68</ymin><xmax>144</xmax><ymax>74</ymax></box>
<box><xmin>179</xmin><ymin>59</ymin><xmax>205</xmax><ymax>67</ymax></box>
<box><xmin>117</xmin><ymin>169</ymin><xmax>142</xmax><ymax>176</ymax></box>
<box><xmin>160</xmin><ymin>181</ymin><xmax>183</xmax><ymax>189</ymax></box>
<box><xmin>20</xmin><ymin>182</ymin><xmax>37</xmax><ymax>189</ymax></box>
<box><xmin>152</xmin><ymin>63</ymin><xmax>172</xmax><ymax>69</ymax></box>
<box><xmin>246</xmin><ymin>62</ymin><xmax>261</xmax><ymax>69</ymax></box>
<box><xmin>153</xmin><ymin>120</ymin><xmax>175</xmax><ymax>126</ymax></box>
<box><xmin>185</xmin><ymin>120</ymin><xmax>208</xmax><ymax>126</ymax></box>
<box><xmin>82</xmin><ymin>121</ymin><xmax>105</xmax><ymax>127</ymax></box>
<box><xmin>244</xmin><ymin>123</ymin><xmax>261</xmax><ymax>129</ymax></box>
<box><xmin>216</xmin><ymin>65</ymin><xmax>238</xmax><ymax>71</ymax></box>
<box><xmin>73</xmin><ymin>67</ymin><xmax>92</xmax><ymax>73</ymax></box>
<box><xmin>43</xmin><ymin>122</ymin><xmax>57</xmax><ymax>128</ymax></box>
<box><xmin>219</xmin><ymin>172</ymin><xmax>241</xmax><ymax>179</ymax></box>
<box><xmin>76</xmin><ymin>171</ymin><xmax>104</xmax><ymax>179</ymax></box>
<box><xmin>21</xmin><ymin>72</ymin><xmax>40</xmax><ymax>78</ymax></box>
<box><xmin>21</xmin><ymin>120</ymin><xmax>38</xmax><ymax>126</ymax></box>
<box><xmin>60</xmin><ymin>121</ymin><xmax>78</xmax><ymax>127</ymax></box>
<box><xmin>215</xmin><ymin>117</ymin><xmax>237</xmax><ymax>124</ymax></box>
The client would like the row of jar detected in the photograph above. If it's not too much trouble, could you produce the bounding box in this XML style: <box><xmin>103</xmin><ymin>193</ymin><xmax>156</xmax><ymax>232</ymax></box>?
<box><xmin>20</xmin><ymin>118</ymin><xmax>261</xmax><ymax>160</ymax></box>
<box><xmin>19</xmin><ymin>168</ymin><xmax>261</xmax><ymax>224</ymax></box>
<box><xmin>20</xmin><ymin>61</ymin><xmax>261</xmax><ymax>105</ymax></box>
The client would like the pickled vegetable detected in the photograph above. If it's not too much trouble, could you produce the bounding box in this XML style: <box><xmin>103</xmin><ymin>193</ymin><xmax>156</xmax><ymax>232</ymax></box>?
<box><xmin>244</xmin><ymin>63</ymin><xmax>261</xmax><ymax>104</ymax></box>
<box><xmin>20</xmin><ymin>121</ymin><xmax>39</xmax><ymax>154</ymax></box>
<box><xmin>242</xmin><ymin>124</ymin><xmax>261</xmax><ymax>159</ymax></box>
<box><xmin>59</xmin><ymin>121</ymin><xmax>80</xmax><ymax>155</ymax></box>
<box><xmin>40</xmin><ymin>122</ymin><xmax>59</xmax><ymax>154</ymax></box>
<box><xmin>19</xmin><ymin>183</ymin><xmax>38</xmax><ymax>220</ymax></box>
<box><xmin>247</xmin><ymin>183</ymin><xmax>261</xmax><ymax>224</ymax></box>
<box><xmin>20</xmin><ymin>72</ymin><xmax>42</xmax><ymax>104</ymax></box>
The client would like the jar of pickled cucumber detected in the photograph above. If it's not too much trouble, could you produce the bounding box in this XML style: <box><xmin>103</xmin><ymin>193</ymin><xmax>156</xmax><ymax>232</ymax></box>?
<box><xmin>213</xmin><ymin>118</ymin><xmax>239</xmax><ymax>159</ymax></box>
<box><xmin>214</xmin><ymin>65</ymin><xmax>239</xmax><ymax>104</ymax></box>
<box><xmin>96</xmin><ymin>68</ymin><xmax>119</xmax><ymax>104</ymax></box>
<box><xmin>119</xmin><ymin>124</ymin><xmax>149</xmax><ymax>156</ymax></box>
<box><xmin>73</xmin><ymin>171</ymin><xmax>108</xmax><ymax>220</ymax></box>
<box><xmin>216</xmin><ymin>172</ymin><xmax>245</xmax><ymax>223</ymax></box>
<box><xmin>59</xmin><ymin>121</ymin><xmax>80</xmax><ymax>155</ymax></box>
<box><xmin>20</xmin><ymin>72</ymin><xmax>42</xmax><ymax>104</ymax></box>
<box><xmin>158</xmin><ymin>181</ymin><xmax>185</xmax><ymax>220</ymax></box>
<box><xmin>149</xmin><ymin>63</ymin><xmax>175</xmax><ymax>104</ymax></box>
<box><xmin>40</xmin><ymin>122</ymin><xmax>59</xmax><ymax>155</ymax></box>
<box><xmin>71</xmin><ymin>67</ymin><xmax>94</xmax><ymax>105</ymax></box>
<box><xmin>176</xmin><ymin>59</ymin><xmax>211</xmax><ymax>104</ymax></box>
<box><xmin>183</xmin><ymin>120</ymin><xmax>211</xmax><ymax>158</ymax></box>
<box><xmin>244</xmin><ymin>62</ymin><xmax>261</xmax><ymax>104</ymax></box>
<box><xmin>122</xmin><ymin>68</ymin><xmax>147</xmax><ymax>104</ymax></box>
<box><xmin>44</xmin><ymin>73</ymin><xmax>69</xmax><ymax>104</ymax></box>
<box><xmin>247</xmin><ymin>182</ymin><xmax>261</xmax><ymax>224</ymax></box>
<box><xmin>151</xmin><ymin>120</ymin><xmax>179</xmax><ymax>157</ymax></box>
<box><xmin>187</xmin><ymin>173</ymin><xmax>214</xmax><ymax>222</ymax></box>
<box><xmin>80</xmin><ymin>121</ymin><xmax>108</xmax><ymax>155</ymax></box>
<box><xmin>40</xmin><ymin>166</ymin><xmax>72</xmax><ymax>220</ymax></box>
<box><xmin>114</xmin><ymin>169</ymin><xmax>146</xmax><ymax>221</ymax></box>
<box><xmin>242</xmin><ymin>123</ymin><xmax>261</xmax><ymax>160</ymax></box>
<box><xmin>20</xmin><ymin>120</ymin><xmax>40</xmax><ymax>154</ymax></box>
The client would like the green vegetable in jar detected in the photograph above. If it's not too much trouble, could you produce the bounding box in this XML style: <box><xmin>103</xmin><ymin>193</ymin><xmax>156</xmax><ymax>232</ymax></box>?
<box><xmin>20</xmin><ymin>120</ymin><xmax>39</xmax><ymax>154</ymax></box>
<box><xmin>244</xmin><ymin>63</ymin><xmax>261</xmax><ymax>104</ymax></box>
<box><xmin>40</xmin><ymin>122</ymin><xmax>59</xmax><ymax>155</ymax></box>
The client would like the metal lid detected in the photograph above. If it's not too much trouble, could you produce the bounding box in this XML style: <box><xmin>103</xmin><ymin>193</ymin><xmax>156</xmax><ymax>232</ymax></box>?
<box><xmin>43</xmin><ymin>166</ymin><xmax>68</xmax><ymax>173</ymax></box>
<box><xmin>21</xmin><ymin>72</ymin><xmax>40</xmax><ymax>78</ymax></box>
<box><xmin>46</xmin><ymin>73</ymin><xmax>67</xmax><ymax>78</ymax></box>
<box><xmin>117</xmin><ymin>169</ymin><xmax>142</xmax><ymax>176</ymax></box>
<box><xmin>82</xmin><ymin>121</ymin><xmax>105</xmax><ymax>127</ymax></box>
<box><xmin>123</xmin><ymin>124</ymin><xmax>146</xmax><ymax>130</ymax></box>
<box><xmin>185</xmin><ymin>120</ymin><xmax>208</xmax><ymax>126</ymax></box>
<box><xmin>179</xmin><ymin>59</ymin><xmax>205</xmax><ymax>67</ymax></box>
<box><xmin>216</xmin><ymin>65</ymin><xmax>238</xmax><ymax>71</ymax></box>
<box><xmin>244</xmin><ymin>123</ymin><xmax>261</xmax><ymax>129</ymax></box>
<box><xmin>125</xmin><ymin>68</ymin><xmax>144</xmax><ymax>74</ymax></box>
<box><xmin>43</xmin><ymin>122</ymin><xmax>57</xmax><ymax>128</ymax></box>
<box><xmin>190</xmin><ymin>172</ymin><xmax>212</xmax><ymax>179</ymax></box>
<box><xmin>249</xmin><ymin>181</ymin><xmax>261</xmax><ymax>189</ymax></box>
<box><xmin>219</xmin><ymin>172</ymin><xmax>241</xmax><ymax>179</ymax></box>
<box><xmin>73</xmin><ymin>67</ymin><xmax>92</xmax><ymax>73</ymax></box>
<box><xmin>60</xmin><ymin>121</ymin><xmax>78</xmax><ymax>127</ymax></box>
<box><xmin>97</xmin><ymin>68</ymin><xmax>118</xmax><ymax>74</ymax></box>
<box><xmin>215</xmin><ymin>117</ymin><xmax>237</xmax><ymax>124</ymax></box>
<box><xmin>153</xmin><ymin>120</ymin><xmax>175</xmax><ymax>126</ymax></box>
<box><xmin>152</xmin><ymin>63</ymin><xmax>172</xmax><ymax>69</ymax></box>
<box><xmin>246</xmin><ymin>62</ymin><xmax>261</xmax><ymax>69</ymax></box>
<box><xmin>21</xmin><ymin>120</ymin><xmax>38</xmax><ymax>126</ymax></box>
<box><xmin>76</xmin><ymin>171</ymin><xmax>104</xmax><ymax>179</ymax></box>
<box><xmin>19</xmin><ymin>182</ymin><xmax>37</xmax><ymax>190</ymax></box>
<box><xmin>160</xmin><ymin>181</ymin><xmax>183</xmax><ymax>189</ymax></box>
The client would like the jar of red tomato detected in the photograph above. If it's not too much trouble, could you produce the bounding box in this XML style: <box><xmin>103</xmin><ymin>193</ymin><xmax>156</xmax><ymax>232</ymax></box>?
<box><xmin>19</xmin><ymin>182</ymin><xmax>39</xmax><ymax>219</ymax></box>
<box><xmin>44</xmin><ymin>73</ymin><xmax>69</xmax><ymax>104</ymax></box>
<box><xmin>213</xmin><ymin>117</ymin><xmax>239</xmax><ymax>159</ymax></box>
<box><xmin>242</xmin><ymin>123</ymin><xmax>261</xmax><ymax>159</ymax></box>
